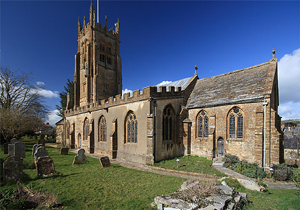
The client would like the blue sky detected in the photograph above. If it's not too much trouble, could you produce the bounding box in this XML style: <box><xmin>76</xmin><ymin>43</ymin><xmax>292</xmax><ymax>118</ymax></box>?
<box><xmin>1</xmin><ymin>0</ymin><xmax>300</xmax><ymax>126</ymax></box>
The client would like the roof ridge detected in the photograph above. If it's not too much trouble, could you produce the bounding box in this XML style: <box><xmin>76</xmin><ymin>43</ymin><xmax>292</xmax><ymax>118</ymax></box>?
<box><xmin>198</xmin><ymin>61</ymin><xmax>270</xmax><ymax>82</ymax></box>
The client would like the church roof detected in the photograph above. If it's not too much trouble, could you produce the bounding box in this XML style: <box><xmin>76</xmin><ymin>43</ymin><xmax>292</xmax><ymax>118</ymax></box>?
<box><xmin>186</xmin><ymin>60</ymin><xmax>277</xmax><ymax>109</ymax></box>
<box><xmin>157</xmin><ymin>77</ymin><xmax>192</xmax><ymax>91</ymax></box>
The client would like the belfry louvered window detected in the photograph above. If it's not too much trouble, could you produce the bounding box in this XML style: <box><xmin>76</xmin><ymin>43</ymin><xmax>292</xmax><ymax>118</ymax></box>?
<box><xmin>197</xmin><ymin>111</ymin><xmax>209</xmax><ymax>138</ymax></box>
<box><xmin>99</xmin><ymin>116</ymin><xmax>106</xmax><ymax>142</ymax></box>
<box><xmin>126</xmin><ymin>112</ymin><xmax>137</xmax><ymax>143</ymax></box>
<box><xmin>163</xmin><ymin>106</ymin><xmax>174</xmax><ymax>141</ymax></box>
<box><xmin>228</xmin><ymin>108</ymin><xmax>244</xmax><ymax>139</ymax></box>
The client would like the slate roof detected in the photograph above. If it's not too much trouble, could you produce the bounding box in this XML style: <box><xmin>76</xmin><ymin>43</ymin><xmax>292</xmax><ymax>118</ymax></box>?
<box><xmin>186</xmin><ymin>60</ymin><xmax>276</xmax><ymax>109</ymax></box>
<box><xmin>157</xmin><ymin>77</ymin><xmax>192</xmax><ymax>91</ymax></box>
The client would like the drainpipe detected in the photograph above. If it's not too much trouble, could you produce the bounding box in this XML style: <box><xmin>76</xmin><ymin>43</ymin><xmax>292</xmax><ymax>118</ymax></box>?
<box><xmin>263</xmin><ymin>98</ymin><xmax>268</xmax><ymax>171</ymax></box>
<box><xmin>64</xmin><ymin>117</ymin><xmax>66</xmax><ymax>147</ymax></box>
<box><xmin>153</xmin><ymin>100</ymin><xmax>157</xmax><ymax>163</ymax></box>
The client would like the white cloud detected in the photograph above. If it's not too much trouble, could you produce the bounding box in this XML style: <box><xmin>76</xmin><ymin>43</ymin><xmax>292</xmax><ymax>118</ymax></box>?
<box><xmin>156</xmin><ymin>81</ymin><xmax>172</xmax><ymax>86</ymax></box>
<box><xmin>36</xmin><ymin>81</ymin><xmax>45</xmax><ymax>86</ymax></box>
<box><xmin>47</xmin><ymin>110</ymin><xmax>62</xmax><ymax>127</ymax></box>
<box><xmin>278</xmin><ymin>102</ymin><xmax>300</xmax><ymax>120</ymax></box>
<box><xmin>122</xmin><ymin>88</ymin><xmax>133</xmax><ymax>96</ymax></box>
<box><xmin>33</xmin><ymin>87</ymin><xmax>59</xmax><ymax>98</ymax></box>
<box><xmin>278</xmin><ymin>48</ymin><xmax>300</xmax><ymax>103</ymax></box>
<box><xmin>278</xmin><ymin>48</ymin><xmax>300</xmax><ymax>120</ymax></box>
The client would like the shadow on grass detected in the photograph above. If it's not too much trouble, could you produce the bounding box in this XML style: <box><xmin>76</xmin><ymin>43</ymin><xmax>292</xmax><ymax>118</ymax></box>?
<box><xmin>21</xmin><ymin>171</ymin><xmax>81</xmax><ymax>184</ymax></box>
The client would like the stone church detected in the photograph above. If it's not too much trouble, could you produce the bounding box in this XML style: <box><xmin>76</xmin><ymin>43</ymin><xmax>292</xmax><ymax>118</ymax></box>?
<box><xmin>58</xmin><ymin>2</ymin><xmax>284</xmax><ymax>168</ymax></box>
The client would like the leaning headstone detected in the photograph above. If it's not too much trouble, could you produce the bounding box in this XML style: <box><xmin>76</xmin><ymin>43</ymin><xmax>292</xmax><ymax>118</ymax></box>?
<box><xmin>8</xmin><ymin>144</ymin><xmax>15</xmax><ymax>156</ymax></box>
<box><xmin>60</xmin><ymin>147</ymin><xmax>69</xmax><ymax>155</ymax></box>
<box><xmin>73</xmin><ymin>149</ymin><xmax>87</xmax><ymax>164</ymax></box>
<box><xmin>14</xmin><ymin>142</ymin><xmax>26</xmax><ymax>158</ymax></box>
<box><xmin>34</xmin><ymin>146</ymin><xmax>49</xmax><ymax>162</ymax></box>
<box><xmin>99</xmin><ymin>156</ymin><xmax>111</xmax><ymax>167</ymax></box>
<box><xmin>3</xmin><ymin>142</ymin><xmax>9</xmax><ymax>154</ymax></box>
<box><xmin>3</xmin><ymin>156</ymin><xmax>23</xmax><ymax>183</ymax></box>
<box><xmin>32</xmin><ymin>144</ymin><xmax>43</xmax><ymax>156</ymax></box>
<box><xmin>36</xmin><ymin>156</ymin><xmax>55</xmax><ymax>177</ymax></box>
<box><xmin>10</xmin><ymin>138</ymin><xmax>18</xmax><ymax>144</ymax></box>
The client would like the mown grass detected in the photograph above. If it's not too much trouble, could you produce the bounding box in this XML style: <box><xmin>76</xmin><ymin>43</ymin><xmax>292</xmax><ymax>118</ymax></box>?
<box><xmin>154</xmin><ymin>155</ymin><xmax>226</xmax><ymax>177</ymax></box>
<box><xmin>0</xmin><ymin>142</ymin><xmax>186</xmax><ymax>209</ymax></box>
<box><xmin>1</xmin><ymin>140</ymin><xmax>299</xmax><ymax>210</ymax></box>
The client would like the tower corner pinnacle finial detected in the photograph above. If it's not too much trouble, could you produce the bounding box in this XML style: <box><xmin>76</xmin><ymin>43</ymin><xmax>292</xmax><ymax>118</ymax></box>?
<box><xmin>272</xmin><ymin>48</ymin><xmax>275</xmax><ymax>59</ymax></box>
<box><xmin>194</xmin><ymin>65</ymin><xmax>198</xmax><ymax>76</ymax></box>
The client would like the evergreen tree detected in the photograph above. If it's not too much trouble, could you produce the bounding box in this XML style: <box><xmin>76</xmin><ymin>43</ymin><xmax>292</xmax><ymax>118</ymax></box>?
<box><xmin>56</xmin><ymin>79</ymin><xmax>74</xmax><ymax>118</ymax></box>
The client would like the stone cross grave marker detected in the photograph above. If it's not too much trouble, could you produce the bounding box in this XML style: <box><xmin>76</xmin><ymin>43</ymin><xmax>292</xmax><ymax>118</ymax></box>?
<box><xmin>36</xmin><ymin>156</ymin><xmax>56</xmax><ymax>177</ymax></box>
<box><xmin>60</xmin><ymin>147</ymin><xmax>69</xmax><ymax>155</ymax></box>
<box><xmin>99</xmin><ymin>156</ymin><xmax>111</xmax><ymax>167</ymax></box>
<box><xmin>3</xmin><ymin>156</ymin><xmax>23</xmax><ymax>183</ymax></box>
<box><xmin>14</xmin><ymin>142</ymin><xmax>26</xmax><ymax>158</ymax></box>
<box><xmin>3</xmin><ymin>142</ymin><xmax>9</xmax><ymax>154</ymax></box>
<box><xmin>32</xmin><ymin>144</ymin><xmax>43</xmax><ymax>156</ymax></box>
<box><xmin>73</xmin><ymin>149</ymin><xmax>87</xmax><ymax>164</ymax></box>
<box><xmin>34</xmin><ymin>146</ymin><xmax>49</xmax><ymax>162</ymax></box>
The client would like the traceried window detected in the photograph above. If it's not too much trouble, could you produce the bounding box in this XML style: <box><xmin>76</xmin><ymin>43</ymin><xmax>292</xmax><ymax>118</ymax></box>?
<box><xmin>83</xmin><ymin>118</ymin><xmax>89</xmax><ymax>140</ymax></box>
<box><xmin>125</xmin><ymin>112</ymin><xmax>137</xmax><ymax>143</ymax></box>
<box><xmin>98</xmin><ymin>116</ymin><xmax>106</xmax><ymax>142</ymax></box>
<box><xmin>228</xmin><ymin>107</ymin><xmax>244</xmax><ymax>139</ymax></box>
<box><xmin>197</xmin><ymin>111</ymin><xmax>209</xmax><ymax>138</ymax></box>
<box><xmin>163</xmin><ymin>105</ymin><xmax>175</xmax><ymax>141</ymax></box>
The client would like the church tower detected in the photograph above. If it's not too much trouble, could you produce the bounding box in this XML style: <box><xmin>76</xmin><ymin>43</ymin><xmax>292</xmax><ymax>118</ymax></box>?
<box><xmin>74</xmin><ymin>1</ymin><xmax>122</xmax><ymax>108</ymax></box>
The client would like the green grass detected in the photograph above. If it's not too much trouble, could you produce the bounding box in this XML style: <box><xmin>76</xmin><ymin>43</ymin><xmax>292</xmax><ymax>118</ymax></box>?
<box><xmin>154</xmin><ymin>155</ymin><xmax>226</xmax><ymax>177</ymax></box>
<box><xmin>0</xmin><ymin>142</ymin><xmax>186</xmax><ymax>209</ymax></box>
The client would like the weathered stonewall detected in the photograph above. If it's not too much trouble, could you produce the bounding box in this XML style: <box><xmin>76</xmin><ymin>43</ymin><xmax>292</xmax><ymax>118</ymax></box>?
<box><xmin>36</xmin><ymin>156</ymin><xmax>56</xmax><ymax>177</ymax></box>
<box><xmin>32</xmin><ymin>144</ymin><xmax>43</xmax><ymax>156</ymax></box>
<box><xmin>3</xmin><ymin>156</ymin><xmax>23</xmax><ymax>183</ymax></box>
<box><xmin>14</xmin><ymin>142</ymin><xmax>26</xmax><ymax>158</ymax></box>
<box><xmin>100</xmin><ymin>156</ymin><xmax>111</xmax><ymax>167</ymax></box>
<box><xmin>34</xmin><ymin>146</ymin><xmax>49</xmax><ymax>162</ymax></box>
<box><xmin>60</xmin><ymin>147</ymin><xmax>69</xmax><ymax>155</ymax></box>
<box><xmin>73</xmin><ymin>149</ymin><xmax>87</xmax><ymax>164</ymax></box>
<box><xmin>3</xmin><ymin>142</ymin><xmax>9</xmax><ymax>154</ymax></box>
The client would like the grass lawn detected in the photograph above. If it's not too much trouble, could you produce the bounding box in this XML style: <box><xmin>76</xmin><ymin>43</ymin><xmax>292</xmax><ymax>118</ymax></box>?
<box><xmin>1</xmin><ymin>140</ymin><xmax>186</xmax><ymax>209</ymax></box>
<box><xmin>1</xmin><ymin>138</ymin><xmax>299</xmax><ymax>209</ymax></box>
<box><xmin>154</xmin><ymin>155</ymin><xmax>226</xmax><ymax>177</ymax></box>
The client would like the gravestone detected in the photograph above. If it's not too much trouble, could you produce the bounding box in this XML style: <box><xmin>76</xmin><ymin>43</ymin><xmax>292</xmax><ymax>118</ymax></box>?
<box><xmin>100</xmin><ymin>156</ymin><xmax>111</xmax><ymax>167</ymax></box>
<box><xmin>36</xmin><ymin>156</ymin><xmax>55</xmax><ymax>177</ymax></box>
<box><xmin>10</xmin><ymin>138</ymin><xmax>18</xmax><ymax>144</ymax></box>
<box><xmin>14</xmin><ymin>142</ymin><xmax>26</xmax><ymax>158</ymax></box>
<box><xmin>34</xmin><ymin>146</ymin><xmax>49</xmax><ymax>162</ymax></box>
<box><xmin>3</xmin><ymin>156</ymin><xmax>23</xmax><ymax>183</ymax></box>
<box><xmin>32</xmin><ymin>144</ymin><xmax>43</xmax><ymax>156</ymax></box>
<box><xmin>8</xmin><ymin>144</ymin><xmax>15</xmax><ymax>156</ymax></box>
<box><xmin>60</xmin><ymin>147</ymin><xmax>69</xmax><ymax>155</ymax></box>
<box><xmin>73</xmin><ymin>149</ymin><xmax>87</xmax><ymax>164</ymax></box>
<box><xmin>3</xmin><ymin>143</ymin><xmax>9</xmax><ymax>154</ymax></box>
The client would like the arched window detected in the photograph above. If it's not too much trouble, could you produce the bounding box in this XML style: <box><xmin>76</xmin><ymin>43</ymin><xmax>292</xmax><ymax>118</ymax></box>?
<box><xmin>228</xmin><ymin>107</ymin><xmax>244</xmax><ymax>139</ymax></box>
<box><xmin>83</xmin><ymin>118</ymin><xmax>89</xmax><ymax>140</ymax></box>
<box><xmin>163</xmin><ymin>106</ymin><xmax>175</xmax><ymax>141</ymax></box>
<box><xmin>125</xmin><ymin>112</ymin><xmax>137</xmax><ymax>143</ymax></box>
<box><xmin>98</xmin><ymin>116</ymin><xmax>106</xmax><ymax>142</ymax></box>
<box><xmin>66</xmin><ymin>121</ymin><xmax>70</xmax><ymax>139</ymax></box>
<box><xmin>197</xmin><ymin>111</ymin><xmax>209</xmax><ymax>138</ymax></box>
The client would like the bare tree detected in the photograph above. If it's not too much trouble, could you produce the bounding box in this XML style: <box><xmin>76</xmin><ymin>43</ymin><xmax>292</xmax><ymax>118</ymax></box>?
<box><xmin>0</xmin><ymin>67</ymin><xmax>49</xmax><ymax>143</ymax></box>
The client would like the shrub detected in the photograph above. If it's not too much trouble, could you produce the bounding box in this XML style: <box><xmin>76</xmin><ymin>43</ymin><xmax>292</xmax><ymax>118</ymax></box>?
<box><xmin>234</xmin><ymin>162</ymin><xmax>266</xmax><ymax>179</ymax></box>
<box><xmin>222</xmin><ymin>154</ymin><xmax>239</xmax><ymax>169</ymax></box>
<box><xmin>291</xmin><ymin>168</ymin><xmax>300</xmax><ymax>188</ymax></box>
<box><xmin>272</xmin><ymin>164</ymin><xmax>293</xmax><ymax>181</ymax></box>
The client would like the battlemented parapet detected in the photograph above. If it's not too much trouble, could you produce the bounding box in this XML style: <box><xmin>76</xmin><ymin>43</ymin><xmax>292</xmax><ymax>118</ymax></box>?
<box><xmin>65</xmin><ymin>85</ymin><xmax>183</xmax><ymax>117</ymax></box>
